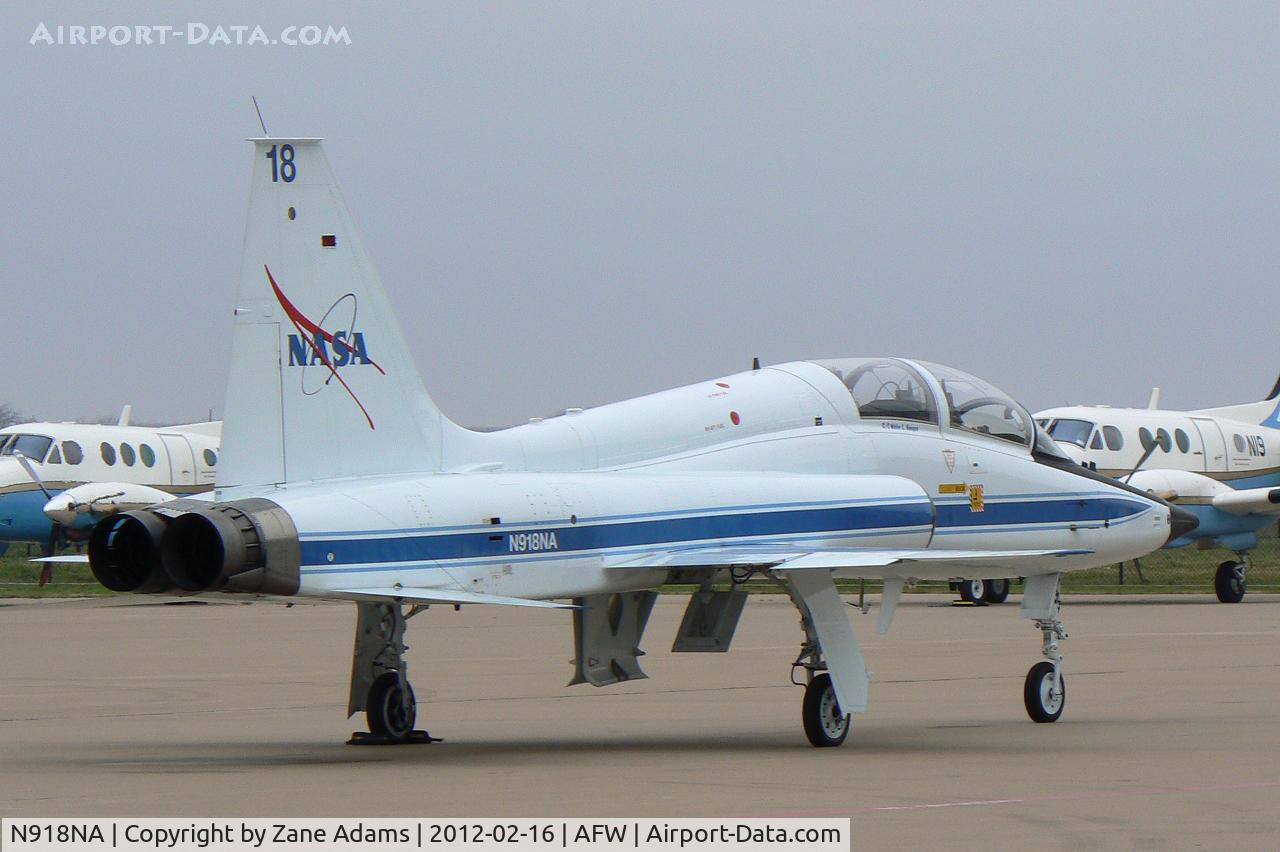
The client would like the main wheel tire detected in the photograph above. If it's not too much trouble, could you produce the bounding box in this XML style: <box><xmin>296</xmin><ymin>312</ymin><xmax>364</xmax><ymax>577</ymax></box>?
<box><xmin>367</xmin><ymin>671</ymin><xmax>417</xmax><ymax>740</ymax></box>
<box><xmin>958</xmin><ymin>579</ymin><xmax>987</xmax><ymax>603</ymax></box>
<box><xmin>1024</xmin><ymin>661</ymin><xmax>1065</xmax><ymax>723</ymax></box>
<box><xmin>983</xmin><ymin>578</ymin><xmax>1010</xmax><ymax>604</ymax></box>
<box><xmin>802</xmin><ymin>673</ymin><xmax>850</xmax><ymax>747</ymax></box>
<box><xmin>1214</xmin><ymin>561</ymin><xmax>1246</xmax><ymax>604</ymax></box>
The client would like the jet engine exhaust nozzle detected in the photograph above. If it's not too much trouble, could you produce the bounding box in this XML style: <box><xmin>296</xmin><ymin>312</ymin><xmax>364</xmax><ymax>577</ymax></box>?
<box><xmin>87</xmin><ymin>511</ymin><xmax>175</xmax><ymax>593</ymax></box>
<box><xmin>159</xmin><ymin>499</ymin><xmax>301</xmax><ymax>595</ymax></box>
<box><xmin>87</xmin><ymin>498</ymin><xmax>301</xmax><ymax>597</ymax></box>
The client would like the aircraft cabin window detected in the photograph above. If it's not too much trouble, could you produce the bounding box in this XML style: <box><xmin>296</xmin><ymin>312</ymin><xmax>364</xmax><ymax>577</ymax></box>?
<box><xmin>203</xmin><ymin>449</ymin><xmax>218</xmax><ymax>467</ymax></box>
<box><xmin>62</xmin><ymin>441</ymin><xmax>83</xmax><ymax>465</ymax></box>
<box><xmin>1089</xmin><ymin>431</ymin><xmax>1103</xmax><ymax>450</ymax></box>
<box><xmin>140</xmin><ymin>444</ymin><xmax>156</xmax><ymax>467</ymax></box>
<box><xmin>1155</xmin><ymin>428</ymin><xmax>1172</xmax><ymax>452</ymax></box>
<box><xmin>814</xmin><ymin>358</ymin><xmax>939</xmax><ymax>425</ymax></box>
<box><xmin>1103</xmin><ymin>425</ymin><xmax>1123</xmax><ymax>451</ymax></box>
<box><xmin>120</xmin><ymin>443</ymin><xmax>136</xmax><ymax>466</ymax></box>
<box><xmin>101</xmin><ymin>442</ymin><xmax>116</xmax><ymax>466</ymax></box>
<box><xmin>1139</xmin><ymin>427</ymin><xmax>1154</xmax><ymax>452</ymax></box>
<box><xmin>2</xmin><ymin>434</ymin><xmax>54</xmax><ymax>461</ymax></box>
<box><xmin>1175</xmin><ymin>428</ymin><xmax>1191</xmax><ymax>453</ymax></box>
<box><xmin>1233</xmin><ymin>434</ymin><xmax>1246</xmax><ymax>453</ymax></box>
<box><xmin>1046</xmin><ymin>419</ymin><xmax>1095</xmax><ymax>448</ymax></box>
<box><xmin>47</xmin><ymin>446</ymin><xmax>62</xmax><ymax>465</ymax></box>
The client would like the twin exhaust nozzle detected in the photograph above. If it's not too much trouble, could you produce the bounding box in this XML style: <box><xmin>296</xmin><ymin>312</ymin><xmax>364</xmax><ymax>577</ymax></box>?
<box><xmin>87</xmin><ymin>497</ymin><xmax>300</xmax><ymax>596</ymax></box>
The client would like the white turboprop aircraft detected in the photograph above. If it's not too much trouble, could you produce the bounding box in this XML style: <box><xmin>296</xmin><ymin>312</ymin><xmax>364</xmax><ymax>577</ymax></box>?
<box><xmin>85</xmin><ymin>138</ymin><xmax>1193</xmax><ymax>747</ymax></box>
<box><xmin>1037</xmin><ymin>380</ymin><xmax>1280</xmax><ymax>602</ymax></box>
<box><xmin>0</xmin><ymin>411</ymin><xmax>220</xmax><ymax>580</ymax></box>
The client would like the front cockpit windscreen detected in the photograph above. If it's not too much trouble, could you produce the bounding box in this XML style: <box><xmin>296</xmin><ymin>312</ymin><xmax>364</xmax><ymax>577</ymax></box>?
<box><xmin>918</xmin><ymin>362</ymin><xmax>1034</xmax><ymax>448</ymax></box>
<box><xmin>1044</xmin><ymin>418</ymin><xmax>1095</xmax><ymax>448</ymax></box>
<box><xmin>0</xmin><ymin>434</ymin><xmax>53</xmax><ymax>461</ymax></box>
<box><xmin>815</xmin><ymin>359</ymin><xmax>938</xmax><ymax>425</ymax></box>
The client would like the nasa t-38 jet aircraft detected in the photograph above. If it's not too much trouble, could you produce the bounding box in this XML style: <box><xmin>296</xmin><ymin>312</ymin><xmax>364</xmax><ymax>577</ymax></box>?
<box><xmin>1038</xmin><ymin>379</ymin><xmax>1280</xmax><ymax>603</ymax></box>
<box><xmin>86</xmin><ymin>137</ymin><xmax>1195</xmax><ymax>747</ymax></box>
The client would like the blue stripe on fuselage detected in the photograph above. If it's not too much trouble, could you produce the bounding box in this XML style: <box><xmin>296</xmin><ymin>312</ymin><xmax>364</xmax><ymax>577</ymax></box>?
<box><xmin>301</xmin><ymin>502</ymin><xmax>933</xmax><ymax>567</ymax></box>
<box><xmin>935</xmin><ymin>496</ymin><xmax>1148</xmax><ymax>530</ymax></box>
<box><xmin>299</xmin><ymin>494</ymin><xmax>1152</xmax><ymax>569</ymax></box>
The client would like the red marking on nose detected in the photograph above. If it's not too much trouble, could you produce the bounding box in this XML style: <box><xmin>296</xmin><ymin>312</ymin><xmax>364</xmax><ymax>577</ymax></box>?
<box><xmin>730</xmin><ymin>411</ymin><xmax>741</xmax><ymax>425</ymax></box>
<box><xmin>716</xmin><ymin>382</ymin><xmax>730</xmax><ymax>388</ymax></box>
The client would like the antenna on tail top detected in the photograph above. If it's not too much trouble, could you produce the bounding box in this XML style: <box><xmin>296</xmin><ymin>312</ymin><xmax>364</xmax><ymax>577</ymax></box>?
<box><xmin>251</xmin><ymin>96</ymin><xmax>268</xmax><ymax>135</ymax></box>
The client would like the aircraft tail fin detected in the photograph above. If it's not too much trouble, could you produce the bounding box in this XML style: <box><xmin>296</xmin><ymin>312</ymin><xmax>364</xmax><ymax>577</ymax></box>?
<box><xmin>1191</xmin><ymin>371</ymin><xmax>1280</xmax><ymax>428</ymax></box>
<box><xmin>218</xmin><ymin>138</ymin><xmax>466</xmax><ymax>488</ymax></box>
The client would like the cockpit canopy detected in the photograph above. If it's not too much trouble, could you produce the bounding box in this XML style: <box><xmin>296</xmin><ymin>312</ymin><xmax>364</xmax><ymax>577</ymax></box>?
<box><xmin>813</xmin><ymin>357</ymin><xmax>1067</xmax><ymax>458</ymax></box>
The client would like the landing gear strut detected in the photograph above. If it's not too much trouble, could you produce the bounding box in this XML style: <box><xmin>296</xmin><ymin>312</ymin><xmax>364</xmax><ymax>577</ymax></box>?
<box><xmin>780</xmin><ymin>571</ymin><xmax>865</xmax><ymax>748</ymax></box>
<box><xmin>1021</xmin><ymin>574</ymin><xmax>1068</xmax><ymax>723</ymax></box>
<box><xmin>347</xmin><ymin>601</ymin><xmax>436</xmax><ymax>745</ymax></box>
<box><xmin>1214</xmin><ymin>557</ymin><xmax>1247</xmax><ymax>604</ymax></box>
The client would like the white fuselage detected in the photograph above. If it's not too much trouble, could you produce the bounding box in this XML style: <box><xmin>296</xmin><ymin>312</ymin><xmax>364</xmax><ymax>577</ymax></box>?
<box><xmin>218</xmin><ymin>361</ymin><xmax>1171</xmax><ymax>600</ymax></box>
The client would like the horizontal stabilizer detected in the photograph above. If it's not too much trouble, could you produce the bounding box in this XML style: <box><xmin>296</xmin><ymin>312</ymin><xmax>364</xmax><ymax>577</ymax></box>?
<box><xmin>1212</xmin><ymin>487</ymin><xmax>1280</xmax><ymax>516</ymax></box>
<box><xmin>606</xmin><ymin>545</ymin><xmax>1089</xmax><ymax>577</ymax></box>
<box><xmin>329</xmin><ymin>586</ymin><xmax>578</xmax><ymax>609</ymax></box>
<box><xmin>30</xmin><ymin>555</ymin><xmax>90</xmax><ymax>564</ymax></box>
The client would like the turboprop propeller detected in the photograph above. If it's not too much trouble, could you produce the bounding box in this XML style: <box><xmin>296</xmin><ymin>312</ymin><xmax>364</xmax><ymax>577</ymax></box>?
<box><xmin>13</xmin><ymin>451</ymin><xmax>60</xmax><ymax>586</ymax></box>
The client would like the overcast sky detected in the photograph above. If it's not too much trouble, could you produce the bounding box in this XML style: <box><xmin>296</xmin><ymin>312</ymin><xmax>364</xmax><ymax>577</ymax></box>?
<box><xmin>3</xmin><ymin>3</ymin><xmax>1277</xmax><ymax>428</ymax></box>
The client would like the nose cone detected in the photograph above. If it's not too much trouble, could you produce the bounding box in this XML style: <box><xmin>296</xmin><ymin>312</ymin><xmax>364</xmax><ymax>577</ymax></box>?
<box><xmin>1167</xmin><ymin>504</ymin><xmax>1199</xmax><ymax>544</ymax></box>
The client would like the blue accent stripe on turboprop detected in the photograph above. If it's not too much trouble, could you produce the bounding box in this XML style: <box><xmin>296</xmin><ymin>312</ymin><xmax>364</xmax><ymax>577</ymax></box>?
<box><xmin>300</xmin><ymin>502</ymin><xmax>934</xmax><ymax>567</ymax></box>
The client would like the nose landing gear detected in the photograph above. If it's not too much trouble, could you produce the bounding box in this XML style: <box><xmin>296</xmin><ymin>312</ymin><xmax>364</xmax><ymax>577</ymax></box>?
<box><xmin>1021</xmin><ymin>574</ymin><xmax>1068</xmax><ymax>723</ymax></box>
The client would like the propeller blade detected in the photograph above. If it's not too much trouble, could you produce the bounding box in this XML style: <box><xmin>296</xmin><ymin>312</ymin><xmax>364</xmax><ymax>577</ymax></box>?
<box><xmin>13</xmin><ymin>451</ymin><xmax>53</xmax><ymax>500</ymax></box>
<box><xmin>1122</xmin><ymin>440</ymin><xmax>1160</xmax><ymax>484</ymax></box>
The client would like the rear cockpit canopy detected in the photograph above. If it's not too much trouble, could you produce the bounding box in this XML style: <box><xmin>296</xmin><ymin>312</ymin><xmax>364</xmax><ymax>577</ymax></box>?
<box><xmin>813</xmin><ymin>357</ymin><xmax>1067</xmax><ymax>458</ymax></box>
<box><xmin>816</xmin><ymin>358</ymin><xmax>938</xmax><ymax>425</ymax></box>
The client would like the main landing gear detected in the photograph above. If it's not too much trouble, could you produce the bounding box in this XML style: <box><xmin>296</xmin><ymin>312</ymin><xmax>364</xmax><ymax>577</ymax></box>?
<box><xmin>1214</xmin><ymin>557</ymin><xmax>1248</xmax><ymax>604</ymax></box>
<box><xmin>957</xmin><ymin>578</ymin><xmax>1011</xmax><ymax>604</ymax></box>
<box><xmin>779</xmin><ymin>571</ymin><xmax>866</xmax><ymax>748</ymax></box>
<box><xmin>347</xmin><ymin>601</ymin><xmax>437</xmax><ymax>745</ymax></box>
<box><xmin>1022</xmin><ymin>574</ymin><xmax>1068</xmax><ymax>723</ymax></box>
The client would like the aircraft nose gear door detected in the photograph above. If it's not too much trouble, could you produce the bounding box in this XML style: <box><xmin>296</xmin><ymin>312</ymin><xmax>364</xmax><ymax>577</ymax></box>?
<box><xmin>781</xmin><ymin>569</ymin><xmax>869</xmax><ymax>747</ymax></box>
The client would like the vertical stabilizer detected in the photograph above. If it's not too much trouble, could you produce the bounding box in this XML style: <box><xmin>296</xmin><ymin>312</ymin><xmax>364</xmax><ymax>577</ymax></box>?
<box><xmin>1191</xmin><ymin>372</ymin><xmax>1280</xmax><ymax>428</ymax></box>
<box><xmin>218</xmin><ymin>138</ymin><xmax>456</xmax><ymax>487</ymax></box>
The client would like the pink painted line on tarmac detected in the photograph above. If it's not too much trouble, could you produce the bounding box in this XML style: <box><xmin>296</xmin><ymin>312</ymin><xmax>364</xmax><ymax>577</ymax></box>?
<box><xmin>764</xmin><ymin>778</ymin><xmax>1280</xmax><ymax>818</ymax></box>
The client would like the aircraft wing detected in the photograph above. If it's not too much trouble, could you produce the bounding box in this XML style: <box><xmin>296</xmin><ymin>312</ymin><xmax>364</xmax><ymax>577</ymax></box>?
<box><xmin>329</xmin><ymin>587</ymin><xmax>579</xmax><ymax>609</ymax></box>
<box><xmin>30</xmin><ymin>555</ymin><xmax>90</xmax><ymax>563</ymax></box>
<box><xmin>1211</xmin><ymin>487</ymin><xmax>1280</xmax><ymax>516</ymax></box>
<box><xmin>605</xmin><ymin>545</ymin><xmax>1090</xmax><ymax>576</ymax></box>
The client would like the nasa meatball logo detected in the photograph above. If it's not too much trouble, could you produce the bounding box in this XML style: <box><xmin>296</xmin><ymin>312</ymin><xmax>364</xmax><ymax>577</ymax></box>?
<box><xmin>265</xmin><ymin>265</ymin><xmax>385</xmax><ymax>429</ymax></box>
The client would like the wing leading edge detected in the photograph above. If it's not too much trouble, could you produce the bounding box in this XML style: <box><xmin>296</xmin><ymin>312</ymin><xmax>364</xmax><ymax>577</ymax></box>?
<box><xmin>605</xmin><ymin>545</ymin><xmax>1091</xmax><ymax>577</ymax></box>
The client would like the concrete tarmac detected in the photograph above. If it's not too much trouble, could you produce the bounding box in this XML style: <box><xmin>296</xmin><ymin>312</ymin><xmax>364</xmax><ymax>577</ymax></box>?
<box><xmin>2</xmin><ymin>592</ymin><xmax>1279</xmax><ymax>849</ymax></box>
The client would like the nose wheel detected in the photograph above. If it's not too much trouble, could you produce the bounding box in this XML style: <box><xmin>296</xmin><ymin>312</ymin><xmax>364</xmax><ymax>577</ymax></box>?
<box><xmin>1024</xmin><ymin>661</ymin><xmax>1066</xmax><ymax>722</ymax></box>
<box><xmin>801</xmin><ymin>673</ymin><xmax>850</xmax><ymax>747</ymax></box>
